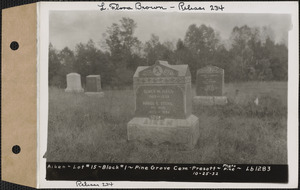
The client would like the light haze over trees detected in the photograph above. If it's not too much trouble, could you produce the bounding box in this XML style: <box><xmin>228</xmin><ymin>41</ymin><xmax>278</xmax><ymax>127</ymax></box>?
<box><xmin>49</xmin><ymin>17</ymin><xmax>288</xmax><ymax>88</ymax></box>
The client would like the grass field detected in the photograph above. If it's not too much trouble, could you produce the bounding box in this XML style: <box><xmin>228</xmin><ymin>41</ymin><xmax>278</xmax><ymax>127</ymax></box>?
<box><xmin>46</xmin><ymin>81</ymin><xmax>287</xmax><ymax>164</ymax></box>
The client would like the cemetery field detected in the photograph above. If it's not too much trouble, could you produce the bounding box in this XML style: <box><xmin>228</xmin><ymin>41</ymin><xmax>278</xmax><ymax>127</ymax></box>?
<box><xmin>47</xmin><ymin>81</ymin><xmax>287</xmax><ymax>164</ymax></box>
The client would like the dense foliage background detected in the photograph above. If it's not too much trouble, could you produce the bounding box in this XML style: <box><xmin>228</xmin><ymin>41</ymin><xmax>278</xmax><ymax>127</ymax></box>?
<box><xmin>49</xmin><ymin>17</ymin><xmax>288</xmax><ymax>89</ymax></box>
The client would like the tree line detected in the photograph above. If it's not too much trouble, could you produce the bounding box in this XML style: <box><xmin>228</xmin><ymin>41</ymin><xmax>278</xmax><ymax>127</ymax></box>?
<box><xmin>49</xmin><ymin>17</ymin><xmax>288</xmax><ymax>89</ymax></box>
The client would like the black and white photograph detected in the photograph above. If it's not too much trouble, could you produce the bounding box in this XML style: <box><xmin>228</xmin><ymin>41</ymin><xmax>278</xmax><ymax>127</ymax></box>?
<box><xmin>38</xmin><ymin>1</ymin><xmax>298</xmax><ymax>188</ymax></box>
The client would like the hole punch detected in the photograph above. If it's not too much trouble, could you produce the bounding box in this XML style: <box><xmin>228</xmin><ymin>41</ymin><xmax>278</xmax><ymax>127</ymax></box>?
<box><xmin>10</xmin><ymin>41</ymin><xmax>19</xmax><ymax>50</ymax></box>
<box><xmin>12</xmin><ymin>145</ymin><xmax>21</xmax><ymax>154</ymax></box>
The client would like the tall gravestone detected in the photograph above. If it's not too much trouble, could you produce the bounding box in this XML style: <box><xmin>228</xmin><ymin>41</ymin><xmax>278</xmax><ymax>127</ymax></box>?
<box><xmin>85</xmin><ymin>75</ymin><xmax>104</xmax><ymax>97</ymax></box>
<box><xmin>65</xmin><ymin>73</ymin><xmax>84</xmax><ymax>93</ymax></box>
<box><xmin>193</xmin><ymin>65</ymin><xmax>227</xmax><ymax>105</ymax></box>
<box><xmin>127</xmin><ymin>60</ymin><xmax>199</xmax><ymax>149</ymax></box>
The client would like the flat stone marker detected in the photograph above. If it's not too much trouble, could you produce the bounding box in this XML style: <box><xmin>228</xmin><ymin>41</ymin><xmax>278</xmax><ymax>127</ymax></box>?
<box><xmin>85</xmin><ymin>75</ymin><xmax>104</xmax><ymax>97</ymax></box>
<box><xmin>65</xmin><ymin>73</ymin><xmax>84</xmax><ymax>93</ymax></box>
<box><xmin>127</xmin><ymin>60</ymin><xmax>200</xmax><ymax>149</ymax></box>
<box><xmin>193</xmin><ymin>65</ymin><xmax>227</xmax><ymax>105</ymax></box>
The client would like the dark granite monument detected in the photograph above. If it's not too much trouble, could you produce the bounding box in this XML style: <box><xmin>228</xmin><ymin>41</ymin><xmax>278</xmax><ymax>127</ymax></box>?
<box><xmin>85</xmin><ymin>75</ymin><xmax>104</xmax><ymax>97</ymax></box>
<box><xmin>193</xmin><ymin>65</ymin><xmax>227</xmax><ymax>105</ymax></box>
<box><xmin>127</xmin><ymin>60</ymin><xmax>199</xmax><ymax>149</ymax></box>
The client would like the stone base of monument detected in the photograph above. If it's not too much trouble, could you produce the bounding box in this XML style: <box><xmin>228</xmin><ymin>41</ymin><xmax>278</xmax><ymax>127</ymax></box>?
<box><xmin>64</xmin><ymin>88</ymin><xmax>84</xmax><ymax>93</ymax></box>
<box><xmin>193</xmin><ymin>96</ymin><xmax>227</xmax><ymax>106</ymax></box>
<box><xmin>127</xmin><ymin>115</ymin><xmax>199</xmax><ymax>149</ymax></box>
<box><xmin>84</xmin><ymin>91</ymin><xmax>105</xmax><ymax>97</ymax></box>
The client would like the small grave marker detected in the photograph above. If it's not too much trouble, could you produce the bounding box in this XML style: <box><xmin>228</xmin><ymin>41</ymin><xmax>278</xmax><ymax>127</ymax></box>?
<box><xmin>193</xmin><ymin>66</ymin><xmax>227</xmax><ymax>105</ymax></box>
<box><xmin>85</xmin><ymin>75</ymin><xmax>104</xmax><ymax>97</ymax></box>
<box><xmin>65</xmin><ymin>73</ymin><xmax>84</xmax><ymax>93</ymax></box>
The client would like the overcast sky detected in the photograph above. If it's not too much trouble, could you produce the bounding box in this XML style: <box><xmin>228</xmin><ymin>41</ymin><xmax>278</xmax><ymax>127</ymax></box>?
<box><xmin>49</xmin><ymin>11</ymin><xmax>291</xmax><ymax>50</ymax></box>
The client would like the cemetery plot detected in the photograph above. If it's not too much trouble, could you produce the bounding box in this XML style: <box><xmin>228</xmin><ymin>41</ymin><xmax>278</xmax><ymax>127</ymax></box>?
<box><xmin>47</xmin><ymin>11</ymin><xmax>289</xmax><ymax>166</ymax></box>
<box><xmin>46</xmin><ymin>81</ymin><xmax>287</xmax><ymax>164</ymax></box>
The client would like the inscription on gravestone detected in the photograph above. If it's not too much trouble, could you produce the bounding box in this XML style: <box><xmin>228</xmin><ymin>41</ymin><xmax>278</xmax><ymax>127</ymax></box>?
<box><xmin>136</xmin><ymin>86</ymin><xmax>184</xmax><ymax>119</ymax></box>
<box><xmin>133</xmin><ymin>60</ymin><xmax>191</xmax><ymax>119</ymax></box>
<box><xmin>196</xmin><ymin>65</ymin><xmax>224</xmax><ymax>96</ymax></box>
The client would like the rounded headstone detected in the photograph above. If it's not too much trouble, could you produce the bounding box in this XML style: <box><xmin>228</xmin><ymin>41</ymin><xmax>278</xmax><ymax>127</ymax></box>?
<box><xmin>65</xmin><ymin>73</ymin><xmax>84</xmax><ymax>93</ymax></box>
